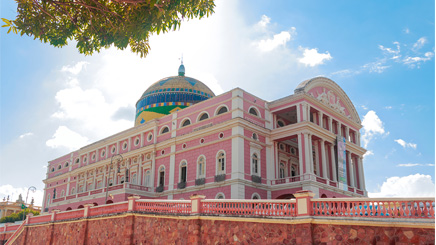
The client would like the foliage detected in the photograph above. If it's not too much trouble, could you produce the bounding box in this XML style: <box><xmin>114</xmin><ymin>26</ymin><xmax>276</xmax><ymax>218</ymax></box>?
<box><xmin>0</xmin><ymin>209</ymin><xmax>40</xmax><ymax>223</ymax></box>
<box><xmin>3</xmin><ymin>0</ymin><xmax>215</xmax><ymax>57</ymax></box>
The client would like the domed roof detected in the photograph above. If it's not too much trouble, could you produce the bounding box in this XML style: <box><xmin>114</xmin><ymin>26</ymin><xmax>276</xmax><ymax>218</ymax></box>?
<box><xmin>134</xmin><ymin>63</ymin><xmax>215</xmax><ymax>126</ymax></box>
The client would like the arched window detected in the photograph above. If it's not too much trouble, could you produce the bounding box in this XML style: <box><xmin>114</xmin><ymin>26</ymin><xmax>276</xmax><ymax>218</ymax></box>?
<box><xmin>252</xmin><ymin>153</ymin><xmax>259</xmax><ymax>175</ymax></box>
<box><xmin>197</xmin><ymin>156</ymin><xmax>206</xmax><ymax>178</ymax></box>
<box><xmin>180</xmin><ymin>161</ymin><xmax>187</xmax><ymax>183</ymax></box>
<box><xmin>71</xmin><ymin>187</ymin><xmax>75</xmax><ymax>195</ymax></box>
<box><xmin>198</xmin><ymin>113</ymin><xmax>209</xmax><ymax>121</ymax></box>
<box><xmin>131</xmin><ymin>173</ymin><xmax>137</xmax><ymax>184</ymax></box>
<box><xmin>182</xmin><ymin>119</ymin><xmax>191</xmax><ymax>127</ymax></box>
<box><xmin>216</xmin><ymin>106</ymin><xmax>228</xmax><ymax>115</ymax></box>
<box><xmin>144</xmin><ymin>170</ymin><xmax>151</xmax><ymax>187</ymax></box>
<box><xmin>66</xmin><ymin>207</ymin><xmax>72</xmax><ymax>211</ymax></box>
<box><xmin>58</xmin><ymin>164</ymin><xmax>62</xmax><ymax>170</ymax></box>
<box><xmin>249</xmin><ymin>107</ymin><xmax>258</xmax><ymax>116</ymax></box>
<box><xmin>120</xmin><ymin>176</ymin><xmax>125</xmax><ymax>184</ymax></box>
<box><xmin>279</xmin><ymin>163</ymin><xmax>285</xmax><ymax>178</ymax></box>
<box><xmin>160</xmin><ymin>126</ymin><xmax>169</xmax><ymax>134</ymax></box>
<box><xmin>215</xmin><ymin>193</ymin><xmax>225</xmax><ymax>199</ymax></box>
<box><xmin>252</xmin><ymin>193</ymin><xmax>261</xmax><ymax>200</ymax></box>
<box><xmin>51</xmin><ymin>168</ymin><xmax>55</xmax><ymax>172</ymax></box>
<box><xmin>217</xmin><ymin>151</ymin><xmax>225</xmax><ymax>175</ymax></box>
<box><xmin>65</xmin><ymin>162</ymin><xmax>69</xmax><ymax>168</ymax></box>
<box><xmin>158</xmin><ymin>166</ymin><xmax>165</xmax><ymax>187</ymax></box>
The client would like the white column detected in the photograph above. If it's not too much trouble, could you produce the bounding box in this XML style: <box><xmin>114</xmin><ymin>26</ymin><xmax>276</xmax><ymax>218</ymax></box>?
<box><xmin>328</xmin><ymin>117</ymin><xmax>333</xmax><ymax>132</ymax></box>
<box><xmin>307</xmin><ymin>105</ymin><xmax>311</xmax><ymax>122</ymax></box>
<box><xmin>128</xmin><ymin>137</ymin><xmax>131</xmax><ymax>152</ymax></box>
<box><xmin>168</xmin><ymin>145</ymin><xmax>176</xmax><ymax>191</ymax></box>
<box><xmin>357</xmin><ymin>132</ymin><xmax>361</xmax><ymax>146</ymax></box>
<box><xmin>266</xmin><ymin>137</ymin><xmax>274</xmax><ymax>184</ymax></box>
<box><xmin>302</xmin><ymin>103</ymin><xmax>308</xmax><ymax>121</ymax></box>
<box><xmin>274</xmin><ymin>142</ymin><xmax>279</xmax><ymax>178</ymax></box>
<box><xmin>330</xmin><ymin>144</ymin><xmax>337</xmax><ymax>181</ymax></box>
<box><xmin>296</xmin><ymin>103</ymin><xmax>301</xmax><ymax>122</ymax></box>
<box><xmin>320</xmin><ymin>139</ymin><xmax>327</xmax><ymax>179</ymax></box>
<box><xmin>338</xmin><ymin>123</ymin><xmax>342</xmax><ymax>136</ymax></box>
<box><xmin>347</xmin><ymin>152</ymin><xmax>354</xmax><ymax>187</ymax></box>
<box><xmin>66</xmin><ymin>176</ymin><xmax>71</xmax><ymax>196</ymax></box>
<box><xmin>307</xmin><ymin>134</ymin><xmax>314</xmax><ymax>174</ymax></box>
<box><xmin>313</xmin><ymin>140</ymin><xmax>319</xmax><ymax>176</ymax></box>
<box><xmin>297</xmin><ymin>133</ymin><xmax>304</xmax><ymax>176</ymax></box>
<box><xmin>319</xmin><ymin>112</ymin><xmax>323</xmax><ymax>128</ymax></box>
<box><xmin>358</xmin><ymin>156</ymin><xmax>366</xmax><ymax>190</ymax></box>
<box><xmin>345</xmin><ymin>126</ymin><xmax>350</xmax><ymax>142</ymax></box>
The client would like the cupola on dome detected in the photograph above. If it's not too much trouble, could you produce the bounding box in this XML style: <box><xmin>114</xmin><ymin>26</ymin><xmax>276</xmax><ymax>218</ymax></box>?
<box><xmin>135</xmin><ymin>63</ymin><xmax>215</xmax><ymax>126</ymax></box>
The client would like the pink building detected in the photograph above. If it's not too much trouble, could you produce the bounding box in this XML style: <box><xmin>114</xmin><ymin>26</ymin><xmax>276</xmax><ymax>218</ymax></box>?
<box><xmin>42</xmin><ymin>64</ymin><xmax>367</xmax><ymax>212</ymax></box>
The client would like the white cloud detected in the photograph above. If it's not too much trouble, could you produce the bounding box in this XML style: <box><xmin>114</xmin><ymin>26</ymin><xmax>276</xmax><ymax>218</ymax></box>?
<box><xmin>257</xmin><ymin>15</ymin><xmax>271</xmax><ymax>28</ymax></box>
<box><xmin>403</xmin><ymin>28</ymin><xmax>410</xmax><ymax>34</ymax></box>
<box><xmin>412</xmin><ymin>37</ymin><xmax>427</xmax><ymax>51</ymax></box>
<box><xmin>384</xmin><ymin>106</ymin><xmax>392</xmax><ymax>109</ymax></box>
<box><xmin>360</xmin><ymin>105</ymin><xmax>368</xmax><ymax>110</ymax></box>
<box><xmin>299</xmin><ymin>48</ymin><xmax>332</xmax><ymax>67</ymax></box>
<box><xmin>361</xmin><ymin>110</ymin><xmax>386</xmax><ymax>147</ymax></box>
<box><xmin>19</xmin><ymin>132</ymin><xmax>34</xmax><ymax>139</ymax></box>
<box><xmin>361</xmin><ymin>59</ymin><xmax>390</xmax><ymax>73</ymax></box>
<box><xmin>397</xmin><ymin>163</ymin><xmax>434</xmax><ymax>167</ymax></box>
<box><xmin>379</xmin><ymin>41</ymin><xmax>400</xmax><ymax>60</ymax></box>
<box><xmin>255</xmin><ymin>31</ymin><xmax>292</xmax><ymax>52</ymax></box>
<box><xmin>61</xmin><ymin>61</ymin><xmax>89</xmax><ymax>75</ymax></box>
<box><xmin>0</xmin><ymin>185</ymin><xmax>44</xmax><ymax>206</ymax></box>
<box><xmin>363</xmin><ymin>150</ymin><xmax>374</xmax><ymax>158</ymax></box>
<box><xmin>46</xmin><ymin>126</ymin><xmax>89</xmax><ymax>150</ymax></box>
<box><xmin>394</xmin><ymin>139</ymin><xmax>417</xmax><ymax>149</ymax></box>
<box><xmin>369</xmin><ymin>174</ymin><xmax>435</xmax><ymax>197</ymax></box>
<box><xmin>402</xmin><ymin>52</ymin><xmax>434</xmax><ymax>68</ymax></box>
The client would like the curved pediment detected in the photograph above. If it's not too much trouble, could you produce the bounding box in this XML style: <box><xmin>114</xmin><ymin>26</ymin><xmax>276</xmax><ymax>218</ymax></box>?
<box><xmin>295</xmin><ymin>77</ymin><xmax>361</xmax><ymax>124</ymax></box>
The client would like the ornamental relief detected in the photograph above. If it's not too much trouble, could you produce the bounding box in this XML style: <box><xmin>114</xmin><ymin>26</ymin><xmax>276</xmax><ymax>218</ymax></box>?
<box><xmin>309</xmin><ymin>88</ymin><xmax>351</xmax><ymax>119</ymax></box>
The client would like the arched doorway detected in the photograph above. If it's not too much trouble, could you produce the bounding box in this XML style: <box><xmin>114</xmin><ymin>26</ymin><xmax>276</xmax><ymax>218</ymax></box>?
<box><xmin>66</xmin><ymin>207</ymin><xmax>72</xmax><ymax>211</ymax></box>
<box><xmin>321</xmin><ymin>194</ymin><xmax>327</xmax><ymax>198</ymax></box>
<box><xmin>78</xmin><ymin>205</ymin><xmax>84</xmax><ymax>209</ymax></box>
<box><xmin>276</xmin><ymin>194</ymin><xmax>295</xmax><ymax>199</ymax></box>
<box><xmin>93</xmin><ymin>202</ymin><xmax>98</xmax><ymax>206</ymax></box>
<box><xmin>106</xmin><ymin>200</ymin><xmax>114</xmax><ymax>204</ymax></box>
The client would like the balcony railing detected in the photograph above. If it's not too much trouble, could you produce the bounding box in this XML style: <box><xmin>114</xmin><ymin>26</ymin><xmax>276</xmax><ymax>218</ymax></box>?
<box><xmin>177</xmin><ymin>182</ymin><xmax>186</xmax><ymax>189</ymax></box>
<box><xmin>214</xmin><ymin>174</ymin><xmax>226</xmax><ymax>182</ymax></box>
<box><xmin>156</xmin><ymin>185</ymin><xmax>164</xmax><ymax>193</ymax></box>
<box><xmin>251</xmin><ymin>175</ymin><xmax>261</xmax><ymax>183</ymax></box>
<box><xmin>195</xmin><ymin>178</ymin><xmax>205</xmax><ymax>186</ymax></box>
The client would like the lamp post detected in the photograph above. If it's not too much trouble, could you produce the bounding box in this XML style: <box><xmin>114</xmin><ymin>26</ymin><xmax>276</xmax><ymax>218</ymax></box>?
<box><xmin>105</xmin><ymin>154</ymin><xmax>123</xmax><ymax>204</ymax></box>
<box><xmin>22</xmin><ymin>186</ymin><xmax>36</xmax><ymax>221</ymax></box>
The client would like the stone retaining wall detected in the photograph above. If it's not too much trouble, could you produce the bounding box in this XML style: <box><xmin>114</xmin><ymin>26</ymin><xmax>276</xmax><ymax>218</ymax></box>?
<box><xmin>5</xmin><ymin>213</ymin><xmax>435</xmax><ymax>244</ymax></box>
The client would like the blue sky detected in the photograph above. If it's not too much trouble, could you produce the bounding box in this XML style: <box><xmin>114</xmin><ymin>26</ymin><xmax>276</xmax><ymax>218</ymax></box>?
<box><xmin>1</xmin><ymin>0</ymin><xmax>434</xmax><ymax>204</ymax></box>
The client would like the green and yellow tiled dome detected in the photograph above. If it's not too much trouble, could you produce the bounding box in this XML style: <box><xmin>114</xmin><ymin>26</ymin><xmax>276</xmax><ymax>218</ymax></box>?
<box><xmin>135</xmin><ymin>63</ymin><xmax>215</xmax><ymax>126</ymax></box>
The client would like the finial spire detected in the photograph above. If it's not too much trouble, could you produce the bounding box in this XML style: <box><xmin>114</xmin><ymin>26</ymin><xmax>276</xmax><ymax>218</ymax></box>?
<box><xmin>178</xmin><ymin>55</ymin><xmax>185</xmax><ymax>76</ymax></box>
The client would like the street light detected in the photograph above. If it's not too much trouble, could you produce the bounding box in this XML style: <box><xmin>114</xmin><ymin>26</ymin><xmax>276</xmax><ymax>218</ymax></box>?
<box><xmin>105</xmin><ymin>154</ymin><xmax>123</xmax><ymax>204</ymax></box>
<box><xmin>22</xmin><ymin>186</ymin><xmax>36</xmax><ymax>221</ymax></box>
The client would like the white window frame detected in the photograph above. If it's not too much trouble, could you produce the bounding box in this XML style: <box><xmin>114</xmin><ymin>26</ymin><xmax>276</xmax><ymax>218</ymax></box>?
<box><xmin>197</xmin><ymin>111</ymin><xmax>210</xmax><ymax>122</ymax></box>
<box><xmin>214</xmin><ymin>105</ymin><xmax>229</xmax><ymax>115</ymax></box>
<box><xmin>248</xmin><ymin>106</ymin><xmax>260</xmax><ymax>117</ymax></box>
<box><xmin>215</xmin><ymin>192</ymin><xmax>225</xmax><ymax>199</ymax></box>
<box><xmin>251</xmin><ymin>193</ymin><xmax>261</xmax><ymax>200</ymax></box>
<box><xmin>179</xmin><ymin>160</ymin><xmax>188</xmax><ymax>183</ymax></box>
<box><xmin>160</xmin><ymin>126</ymin><xmax>170</xmax><ymax>135</ymax></box>
<box><xmin>250</xmin><ymin>143</ymin><xmax>262</xmax><ymax>177</ymax></box>
<box><xmin>196</xmin><ymin>155</ymin><xmax>206</xmax><ymax>179</ymax></box>
<box><xmin>180</xmin><ymin>118</ymin><xmax>192</xmax><ymax>128</ymax></box>
<box><xmin>216</xmin><ymin>150</ymin><xmax>226</xmax><ymax>175</ymax></box>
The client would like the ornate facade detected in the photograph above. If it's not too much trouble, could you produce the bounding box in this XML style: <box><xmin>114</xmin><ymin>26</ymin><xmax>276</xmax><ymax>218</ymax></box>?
<box><xmin>42</xmin><ymin>64</ymin><xmax>367</xmax><ymax>212</ymax></box>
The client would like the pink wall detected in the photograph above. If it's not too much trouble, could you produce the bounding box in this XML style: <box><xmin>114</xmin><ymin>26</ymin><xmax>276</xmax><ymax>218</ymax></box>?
<box><xmin>173</xmin><ymin>186</ymin><xmax>231</xmax><ymax>200</ymax></box>
<box><xmin>271</xmin><ymin>187</ymin><xmax>302</xmax><ymax>199</ymax></box>
<box><xmin>245</xmin><ymin>186</ymin><xmax>267</xmax><ymax>199</ymax></box>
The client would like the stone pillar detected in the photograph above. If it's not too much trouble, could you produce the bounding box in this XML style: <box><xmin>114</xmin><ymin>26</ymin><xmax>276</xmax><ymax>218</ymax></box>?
<box><xmin>297</xmin><ymin>133</ymin><xmax>304</xmax><ymax>176</ymax></box>
<box><xmin>168</xmin><ymin>145</ymin><xmax>176</xmax><ymax>193</ymax></box>
<box><xmin>26</xmin><ymin>213</ymin><xmax>34</xmax><ymax>224</ymax></box>
<box><xmin>320</xmin><ymin>139</ymin><xmax>327</xmax><ymax>179</ymax></box>
<box><xmin>330</xmin><ymin>144</ymin><xmax>337</xmax><ymax>182</ymax></box>
<box><xmin>83</xmin><ymin>204</ymin><xmax>94</xmax><ymax>218</ymax></box>
<box><xmin>338</xmin><ymin>123</ymin><xmax>342</xmax><ymax>136</ymax></box>
<box><xmin>190</xmin><ymin>195</ymin><xmax>206</xmax><ymax>215</ymax></box>
<box><xmin>51</xmin><ymin>209</ymin><xmax>60</xmax><ymax>222</ymax></box>
<box><xmin>313</xmin><ymin>140</ymin><xmax>319</xmax><ymax>176</ymax></box>
<box><xmin>319</xmin><ymin>112</ymin><xmax>323</xmax><ymax>128</ymax></box>
<box><xmin>128</xmin><ymin>195</ymin><xmax>140</xmax><ymax>211</ymax></box>
<box><xmin>303</xmin><ymin>133</ymin><xmax>312</xmax><ymax>175</ymax></box>
<box><xmin>294</xmin><ymin>190</ymin><xmax>315</xmax><ymax>216</ymax></box>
